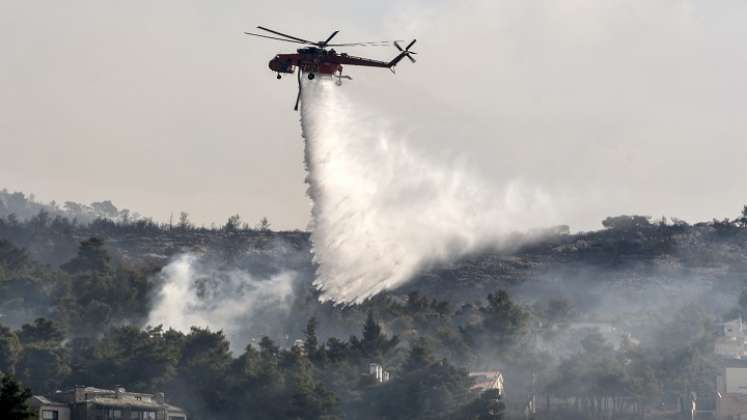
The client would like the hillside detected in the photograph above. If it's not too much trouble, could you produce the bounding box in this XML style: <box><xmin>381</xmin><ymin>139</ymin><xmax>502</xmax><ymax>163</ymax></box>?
<box><xmin>2</xmin><ymin>195</ymin><xmax>747</xmax><ymax>420</ymax></box>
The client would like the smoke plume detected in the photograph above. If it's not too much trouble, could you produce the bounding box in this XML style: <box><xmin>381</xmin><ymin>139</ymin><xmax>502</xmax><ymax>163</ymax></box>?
<box><xmin>147</xmin><ymin>253</ymin><xmax>298</xmax><ymax>350</ymax></box>
<box><xmin>301</xmin><ymin>79</ymin><xmax>557</xmax><ymax>303</ymax></box>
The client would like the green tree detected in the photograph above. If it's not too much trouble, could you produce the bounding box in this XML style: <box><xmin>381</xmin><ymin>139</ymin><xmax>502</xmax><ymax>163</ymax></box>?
<box><xmin>286</xmin><ymin>347</ymin><xmax>337</xmax><ymax>420</ymax></box>
<box><xmin>171</xmin><ymin>327</ymin><xmax>232</xmax><ymax>417</ymax></box>
<box><xmin>256</xmin><ymin>217</ymin><xmax>271</xmax><ymax>232</ymax></box>
<box><xmin>402</xmin><ymin>338</ymin><xmax>436</xmax><ymax>372</ymax></box>
<box><xmin>352</xmin><ymin>311</ymin><xmax>398</xmax><ymax>360</ymax></box>
<box><xmin>0</xmin><ymin>375</ymin><xmax>33</xmax><ymax>420</ymax></box>
<box><xmin>16</xmin><ymin>346</ymin><xmax>70</xmax><ymax>394</ymax></box>
<box><xmin>736</xmin><ymin>205</ymin><xmax>747</xmax><ymax>228</ymax></box>
<box><xmin>0</xmin><ymin>240</ymin><xmax>29</xmax><ymax>271</ymax></box>
<box><xmin>177</xmin><ymin>212</ymin><xmax>193</xmax><ymax>231</ymax></box>
<box><xmin>366</xmin><ymin>358</ymin><xmax>472</xmax><ymax>420</ymax></box>
<box><xmin>17</xmin><ymin>319</ymin><xmax>64</xmax><ymax>346</ymax></box>
<box><xmin>304</xmin><ymin>317</ymin><xmax>322</xmax><ymax>363</ymax></box>
<box><xmin>70</xmin><ymin>326</ymin><xmax>181</xmax><ymax>392</ymax></box>
<box><xmin>471</xmin><ymin>290</ymin><xmax>529</xmax><ymax>351</ymax></box>
<box><xmin>61</xmin><ymin>237</ymin><xmax>111</xmax><ymax>274</ymax></box>
<box><xmin>224</xmin><ymin>215</ymin><xmax>242</xmax><ymax>232</ymax></box>
<box><xmin>0</xmin><ymin>326</ymin><xmax>21</xmax><ymax>375</ymax></box>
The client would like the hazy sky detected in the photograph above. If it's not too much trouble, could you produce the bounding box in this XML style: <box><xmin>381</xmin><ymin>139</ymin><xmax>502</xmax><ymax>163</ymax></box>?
<box><xmin>1</xmin><ymin>0</ymin><xmax>746</xmax><ymax>231</ymax></box>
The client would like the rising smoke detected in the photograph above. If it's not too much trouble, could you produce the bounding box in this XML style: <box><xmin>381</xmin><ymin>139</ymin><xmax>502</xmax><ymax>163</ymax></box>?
<box><xmin>301</xmin><ymin>79</ymin><xmax>558</xmax><ymax>303</ymax></box>
<box><xmin>147</xmin><ymin>253</ymin><xmax>300</xmax><ymax>351</ymax></box>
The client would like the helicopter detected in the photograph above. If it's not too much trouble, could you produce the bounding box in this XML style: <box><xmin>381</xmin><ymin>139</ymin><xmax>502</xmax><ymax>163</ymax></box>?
<box><xmin>244</xmin><ymin>26</ymin><xmax>417</xmax><ymax>110</ymax></box>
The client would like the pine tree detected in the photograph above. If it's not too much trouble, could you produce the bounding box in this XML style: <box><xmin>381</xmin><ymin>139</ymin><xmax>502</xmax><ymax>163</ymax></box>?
<box><xmin>0</xmin><ymin>326</ymin><xmax>21</xmax><ymax>375</ymax></box>
<box><xmin>0</xmin><ymin>375</ymin><xmax>33</xmax><ymax>420</ymax></box>
<box><xmin>304</xmin><ymin>318</ymin><xmax>320</xmax><ymax>362</ymax></box>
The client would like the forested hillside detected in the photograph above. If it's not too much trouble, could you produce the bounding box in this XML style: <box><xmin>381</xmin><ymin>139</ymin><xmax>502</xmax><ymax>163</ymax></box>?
<box><xmin>1</xmin><ymin>194</ymin><xmax>747</xmax><ymax>420</ymax></box>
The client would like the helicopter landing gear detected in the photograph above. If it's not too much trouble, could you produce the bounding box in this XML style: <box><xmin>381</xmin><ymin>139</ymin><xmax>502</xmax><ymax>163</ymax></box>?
<box><xmin>276</xmin><ymin>74</ymin><xmax>282</xmax><ymax>80</ymax></box>
<box><xmin>307</xmin><ymin>72</ymin><xmax>315</xmax><ymax>80</ymax></box>
<box><xmin>294</xmin><ymin>70</ymin><xmax>302</xmax><ymax>111</ymax></box>
<box><xmin>334</xmin><ymin>72</ymin><xmax>352</xmax><ymax>86</ymax></box>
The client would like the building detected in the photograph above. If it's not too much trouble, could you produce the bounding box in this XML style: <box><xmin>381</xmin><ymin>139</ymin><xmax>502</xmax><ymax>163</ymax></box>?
<box><xmin>29</xmin><ymin>396</ymin><xmax>71</xmax><ymax>420</ymax></box>
<box><xmin>716</xmin><ymin>351</ymin><xmax>747</xmax><ymax>418</ymax></box>
<box><xmin>368</xmin><ymin>363</ymin><xmax>391</xmax><ymax>383</ymax></box>
<box><xmin>468</xmin><ymin>371</ymin><xmax>504</xmax><ymax>397</ymax></box>
<box><xmin>30</xmin><ymin>386</ymin><xmax>187</xmax><ymax>420</ymax></box>
<box><xmin>716</xmin><ymin>319</ymin><xmax>747</xmax><ymax>360</ymax></box>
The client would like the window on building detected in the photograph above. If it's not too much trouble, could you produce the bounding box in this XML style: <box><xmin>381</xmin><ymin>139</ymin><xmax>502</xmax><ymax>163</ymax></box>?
<box><xmin>110</xmin><ymin>409</ymin><xmax>123</xmax><ymax>419</ymax></box>
<box><xmin>42</xmin><ymin>410</ymin><xmax>59</xmax><ymax>420</ymax></box>
<box><xmin>130</xmin><ymin>411</ymin><xmax>141</xmax><ymax>420</ymax></box>
<box><xmin>143</xmin><ymin>411</ymin><xmax>156</xmax><ymax>420</ymax></box>
<box><xmin>169</xmin><ymin>416</ymin><xmax>185</xmax><ymax>420</ymax></box>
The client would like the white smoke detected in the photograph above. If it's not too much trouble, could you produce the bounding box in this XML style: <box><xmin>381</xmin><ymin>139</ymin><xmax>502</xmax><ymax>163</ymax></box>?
<box><xmin>147</xmin><ymin>253</ymin><xmax>297</xmax><ymax>349</ymax></box>
<box><xmin>301</xmin><ymin>79</ymin><xmax>558</xmax><ymax>303</ymax></box>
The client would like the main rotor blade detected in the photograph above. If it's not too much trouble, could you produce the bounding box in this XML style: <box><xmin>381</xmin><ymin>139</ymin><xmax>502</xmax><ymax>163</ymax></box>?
<box><xmin>244</xmin><ymin>32</ymin><xmax>306</xmax><ymax>44</ymax></box>
<box><xmin>257</xmin><ymin>26</ymin><xmax>313</xmax><ymax>44</ymax></box>
<box><xmin>326</xmin><ymin>40</ymin><xmax>401</xmax><ymax>47</ymax></box>
<box><xmin>406</xmin><ymin>39</ymin><xmax>417</xmax><ymax>50</ymax></box>
<box><xmin>319</xmin><ymin>31</ymin><xmax>340</xmax><ymax>47</ymax></box>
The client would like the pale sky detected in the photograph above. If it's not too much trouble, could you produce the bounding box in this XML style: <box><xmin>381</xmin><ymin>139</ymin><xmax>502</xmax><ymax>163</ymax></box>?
<box><xmin>1</xmin><ymin>0</ymin><xmax>746</xmax><ymax>231</ymax></box>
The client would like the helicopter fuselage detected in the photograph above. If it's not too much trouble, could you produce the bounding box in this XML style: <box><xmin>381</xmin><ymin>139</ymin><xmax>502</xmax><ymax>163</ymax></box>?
<box><xmin>269</xmin><ymin>49</ymin><xmax>349</xmax><ymax>76</ymax></box>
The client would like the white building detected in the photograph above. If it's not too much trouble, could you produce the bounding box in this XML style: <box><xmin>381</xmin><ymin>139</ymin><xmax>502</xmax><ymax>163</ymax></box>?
<box><xmin>468</xmin><ymin>371</ymin><xmax>504</xmax><ymax>397</ymax></box>
<box><xmin>30</xmin><ymin>386</ymin><xmax>187</xmax><ymax>420</ymax></box>
<box><xmin>717</xmin><ymin>364</ymin><xmax>747</xmax><ymax>419</ymax></box>
<box><xmin>715</xmin><ymin>319</ymin><xmax>747</xmax><ymax>359</ymax></box>
<box><xmin>368</xmin><ymin>363</ymin><xmax>391</xmax><ymax>383</ymax></box>
<box><xmin>29</xmin><ymin>396</ymin><xmax>71</xmax><ymax>420</ymax></box>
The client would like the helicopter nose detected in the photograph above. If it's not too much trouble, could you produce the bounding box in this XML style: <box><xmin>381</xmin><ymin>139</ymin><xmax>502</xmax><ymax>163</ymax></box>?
<box><xmin>268</xmin><ymin>58</ymin><xmax>281</xmax><ymax>71</ymax></box>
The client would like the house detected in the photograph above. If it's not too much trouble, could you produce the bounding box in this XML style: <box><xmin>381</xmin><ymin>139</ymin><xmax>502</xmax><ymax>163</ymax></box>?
<box><xmin>368</xmin><ymin>363</ymin><xmax>391</xmax><ymax>383</ymax></box>
<box><xmin>29</xmin><ymin>396</ymin><xmax>71</xmax><ymax>420</ymax></box>
<box><xmin>715</xmin><ymin>318</ymin><xmax>747</xmax><ymax>359</ymax></box>
<box><xmin>30</xmin><ymin>386</ymin><xmax>187</xmax><ymax>420</ymax></box>
<box><xmin>716</xmin><ymin>360</ymin><xmax>747</xmax><ymax>419</ymax></box>
<box><xmin>469</xmin><ymin>371</ymin><xmax>504</xmax><ymax>397</ymax></box>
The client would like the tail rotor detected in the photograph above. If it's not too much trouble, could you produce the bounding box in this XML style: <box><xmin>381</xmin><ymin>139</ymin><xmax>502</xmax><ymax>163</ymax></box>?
<box><xmin>394</xmin><ymin>39</ymin><xmax>417</xmax><ymax>63</ymax></box>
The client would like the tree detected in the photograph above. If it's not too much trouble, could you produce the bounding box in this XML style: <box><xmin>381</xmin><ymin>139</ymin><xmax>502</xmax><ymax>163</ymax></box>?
<box><xmin>324</xmin><ymin>338</ymin><xmax>349</xmax><ymax>364</ymax></box>
<box><xmin>0</xmin><ymin>375</ymin><xmax>33</xmax><ymax>420</ymax></box>
<box><xmin>0</xmin><ymin>240</ymin><xmax>29</xmax><ymax>271</ymax></box>
<box><xmin>0</xmin><ymin>326</ymin><xmax>21</xmax><ymax>375</ymax></box>
<box><xmin>177</xmin><ymin>212</ymin><xmax>192</xmax><ymax>231</ymax></box>
<box><xmin>477</xmin><ymin>290</ymin><xmax>529</xmax><ymax>349</ymax></box>
<box><xmin>16</xmin><ymin>346</ymin><xmax>70</xmax><ymax>394</ymax></box>
<box><xmin>61</xmin><ymin>237</ymin><xmax>112</xmax><ymax>273</ymax></box>
<box><xmin>602</xmin><ymin>215</ymin><xmax>652</xmax><ymax>231</ymax></box>
<box><xmin>256</xmin><ymin>217</ymin><xmax>271</xmax><ymax>232</ymax></box>
<box><xmin>737</xmin><ymin>205</ymin><xmax>747</xmax><ymax>228</ymax></box>
<box><xmin>171</xmin><ymin>327</ymin><xmax>233</xmax><ymax>416</ymax></box>
<box><xmin>353</xmin><ymin>311</ymin><xmax>398</xmax><ymax>360</ymax></box>
<box><xmin>402</xmin><ymin>338</ymin><xmax>436</xmax><ymax>372</ymax></box>
<box><xmin>304</xmin><ymin>317</ymin><xmax>320</xmax><ymax>362</ymax></box>
<box><xmin>17</xmin><ymin>319</ymin><xmax>64</xmax><ymax>346</ymax></box>
<box><xmin>365</xmin><ymin>357</ymin><xmax>473</xmax><ymax>420</ymax></box>
<box><xmin>224</xmin><ymin>215</ymin><xmax>242</xmax><ymax>232</ymax></box>
<box><xmin>286</xmin><ymin>347</ymin><xmax>338</xmax><ymax>420</ymax></box>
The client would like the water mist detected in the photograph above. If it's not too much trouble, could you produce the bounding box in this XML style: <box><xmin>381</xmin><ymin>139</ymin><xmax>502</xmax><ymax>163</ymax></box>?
<box><xmin>301</xmin><ymin>79</ymin><xmax>556</xmax><ymax>303</ymax></box>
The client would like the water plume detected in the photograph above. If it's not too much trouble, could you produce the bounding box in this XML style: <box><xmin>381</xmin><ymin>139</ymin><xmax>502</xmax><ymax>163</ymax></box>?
<box><xmin>301</xmin><ymin>79</ymin><xmax>556</xmax><ymax>303</ymax></box>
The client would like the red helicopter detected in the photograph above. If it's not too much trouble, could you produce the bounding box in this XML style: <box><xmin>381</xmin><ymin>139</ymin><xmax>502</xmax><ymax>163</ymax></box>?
<box><xmin>244</xmin><ymin>26</ymin><xmax>417</xmax><ymax>110</ymax></box>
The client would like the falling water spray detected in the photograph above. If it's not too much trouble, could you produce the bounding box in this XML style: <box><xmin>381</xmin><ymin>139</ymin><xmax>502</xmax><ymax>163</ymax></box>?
<box><xmin>301</xmin><ymin>79</ymin><xmax>557</xmax><ymax>303</ymax></box>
